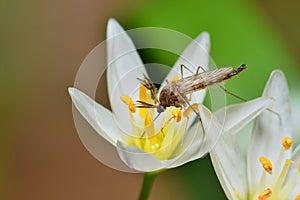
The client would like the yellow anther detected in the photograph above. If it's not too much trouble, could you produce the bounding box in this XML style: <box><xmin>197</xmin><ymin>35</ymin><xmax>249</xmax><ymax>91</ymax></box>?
<box><xmin>259</xmin><ymin>156</ymin><xmax>273</xmax><ymax>174</ymax></box>
<box><xmin>139</xmin><ymin>85</ymin><xmax>147</xmax><ymax>117</ymax></box>
<box><xmin>258</xmin><ymin>188</ymin><xmax>272</xmax><ymax>200</ymax></box>
<box><xmin>172</xmin><ymin>108</ymin><xmax>182</xmax><ymax>122</ymax></box>
<box><xmin>183</xmin><ymin>104</ymin><xmax>199</xmax><ymax>117</ymax></box>
<box><xmin>295</xmin><ymin>194</ymin><xmax>300</xmax><ymax>200</ymax></box>
<box><xmin>282</xmin><ymin>137</ymin><xmax>293</xmax><ymax>150</ymax></box>
<box><xmin>298</xmin><ymin>161</ymin><xmax>300</xmax><ymax>172</ymax></box>
<box><xmin>120</xmin><ymin>95</ymin><xmax>136</xmax><ymax>113</ymax></box>
<box><xmin>172</xmin><ymin>75</ymin><xmax>179</xmax><ymax>81</ymax></box>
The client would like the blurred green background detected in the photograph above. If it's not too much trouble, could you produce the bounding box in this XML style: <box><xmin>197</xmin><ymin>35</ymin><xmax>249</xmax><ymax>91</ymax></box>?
<box><xmin>0</xmin><ymin>0</ymin><xmax>299</xmax><ymax>199</ymax></box>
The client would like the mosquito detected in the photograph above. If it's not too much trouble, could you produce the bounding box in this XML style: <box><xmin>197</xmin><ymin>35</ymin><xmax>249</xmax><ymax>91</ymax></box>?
<box><xmin>135</xmin><ymin>64</ymin><xmax>247</xmax><ymax>136</ymax></box>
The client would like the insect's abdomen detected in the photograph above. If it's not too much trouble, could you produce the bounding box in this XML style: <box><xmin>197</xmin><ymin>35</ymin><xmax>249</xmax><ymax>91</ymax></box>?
<box><xmin>159</xmin><ymin>86</ymin><xmax>181</xmax><ymax>109</ymax></box>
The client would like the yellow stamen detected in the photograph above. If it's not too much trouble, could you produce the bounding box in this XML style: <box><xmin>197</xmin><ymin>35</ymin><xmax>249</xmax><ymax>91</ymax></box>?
<box><xmin>139</xmin><ymin>85</ymin><xmax>147</xmax><ymax>117</ymax></box>
<box><xmin>172</xmin><ymin>75</ymin><xmax>179</xmax><ymax>81</ymax></box>
<box><xmin>120</xmin><ymin>95</ymin><xmax>136</xmax><ymax>113</ymax></box>
<box><xmin>259</xmin><ymin>156</ymin><xmax>273</xmax><ymax>174</ymax></box>
<box><xmin>144</xmin><ymin>112</ymin><xmax>153</xmax><ymax>126</ymax></box>
<box><xmin>183</xmin><ymin>104</ymin><xmax>199</xmax><ymax>117</ymax></box>
<box><xmin>280</xmin><ymin>160</ymin><xmax>300</xmax><ymax>198</ymax></box>
<box><xmin>282</xmin><ymin>137</ymin><xmax>293</xmax><ymax>150</ymax></box>
<box><xmin>144</xmin><ymin>113</ymin><xmax>159</xmax><ymax>151</ymax></box>
<box><xmin>295</xmin><ymin>194</ymin><xmax>300</xmax><ymax>200</ymax></box>
<box><xmin>172</xmin><ymin>108</ymin><xmax>182</xmax><ymax>122</ymax></box>
<box><xmin>144</xmin><ymin>113</ymin><xmax>154</xmax><ymax>137</ymax></box>
<box><xmin>273</xmin><ymin>159</ymin><xmax>292</xmax><ymax>193</ymax></box>
<box><xmin>258</xmin><ymin>188</ymin><xmax>272</xmax><ymax>200</ymax></box>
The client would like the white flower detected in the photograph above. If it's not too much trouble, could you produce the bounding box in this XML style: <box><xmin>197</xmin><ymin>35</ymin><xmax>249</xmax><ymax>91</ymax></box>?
<box><xmin>68</xmin><ymin>18</ymin><xmax>272</xmax><ymax>172</ymax></box>
<box><xmin>210</xmin><ymin>70</ymin><xmax>300</xmax><ymax>200</ymax></box>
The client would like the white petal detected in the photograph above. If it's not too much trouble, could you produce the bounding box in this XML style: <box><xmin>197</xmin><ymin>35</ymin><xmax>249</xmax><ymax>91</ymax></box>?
<box><xmin>210</xmin><ymin>132</ymin><xmax>247</xmax><ymax>200</ymax></box>
<box><xmin>159</xmin><ymin>32</ymin><xmax>210</xmax><ymax>104</ymax></box>
<box><xmin>116</xmin><ymin>141</ymin><xmax>164</xmax><ymax>172</ymax></box>
<box><xmin>247</xmin><ymin>70</ymin><xmax>292</xmax><ymax>194</ymax></box>
<box><xmin>166</xmin><ymin>104</ymin><xmax>222</xmax><ymax>168</ymax></box>
<box><xmin>106</xmin><ymin>18</ymin><xmax>147</xmax><ymax>133</ymax></box>
<box><xmin>289</xmin><ymin>145</ymin><xmax>300</xmax><ymax>198</ymax></box>
<box><xmin>116</xmin><ymin>104</ymin><xmax>223</xmax><ymax>171</ymax></box>
<box><xmin>69</xmin><ymin>87</ymin><xmax>124</xmax><ymax>145</ymax></box>
<box><xmin>214</xmin><ymin>97</ymin><xmax>273</xmax><ymax>134</ymax></box>
<box><xmin>208</xmin><ymin>98</ymin><xmax>273</xmax><ymax>199</ymax></box>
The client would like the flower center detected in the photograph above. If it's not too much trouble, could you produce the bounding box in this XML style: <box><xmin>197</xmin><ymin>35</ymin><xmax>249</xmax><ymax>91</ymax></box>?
<box><xmin>120</xmin><ymin>82</ymin><xmax>193</xmax><ymax>160</ymax></box>
<box><xmin>254</xmin><ymin>136</ymin><xmax>299</xmax><ymax>200</ymax></box>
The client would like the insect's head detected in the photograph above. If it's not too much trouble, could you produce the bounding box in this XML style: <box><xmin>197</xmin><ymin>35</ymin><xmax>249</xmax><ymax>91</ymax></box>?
<box><xmin>156</xmin><ymin>104</ymin><xmax>165</xmax><ymax>114</ymax></box>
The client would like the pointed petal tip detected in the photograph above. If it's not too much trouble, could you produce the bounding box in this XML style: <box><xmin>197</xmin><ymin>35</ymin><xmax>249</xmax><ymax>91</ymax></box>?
<box><xmin>196</xmin><ymin>31</ymin><xmax>210</xmax><ymax>51</ymax></box>
<box><xmin>107</xmin><ymin>18</ymin><xmax>125</xmax><ymax>38</ymax></box>
<box><xmin>269</xmin><ymin>69</ymin><xmax>285</xmax><ymax>81</ymax></box>
<box><xmin>107</xmin><ymin>18</ymin><xmax>119</xmax><ymax>29</ymax></box>
<box><xmin>264</xmin><ymin>69</ymin><xmax>288</xmax><ymax>97</ymax></box>
<box><xmin>68</xmin><ymin>87</ymin><xmax>75</xmax><ymax>96</ymax></box>
<box><xmin>198</xmin><ymin>31</ymin><xmax>210</xmax><ymax>41</ymax></box>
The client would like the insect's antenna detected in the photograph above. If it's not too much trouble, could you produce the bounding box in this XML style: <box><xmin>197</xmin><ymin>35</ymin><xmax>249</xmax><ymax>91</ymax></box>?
<box><xmin>137</xmin><ymin>74</ymin><xmax>159</xmax><ymax>103</ymax></box>
<box><xmin>135</xmin><ymin>100</ymin><xmax>156</xmax><ymax>107</ymax></box>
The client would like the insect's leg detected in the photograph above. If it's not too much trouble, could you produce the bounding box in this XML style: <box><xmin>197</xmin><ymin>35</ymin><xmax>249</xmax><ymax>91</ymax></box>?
<box><xmin>159</xmin><ymin>116</ymin><xmax>174</xmax><ymax>137</ymax></box>
<box><xmin>190</xmin><ymin>66</ymin><xmax>205</xmax><ymax>102</ymax></box>
<box><xmin>140</xmin><ymin>111</ymin><xmax>163</xmax><ymax>138</ymax></box>
<box><xmin>186</xmin><ymin>101</ymin><xmax>205</xmax><ymax>138</ymax></box>
<box><xmin>196</xmin><ymin>66</ymin><xmax>206</xmax><ymax>74</ymax></box>
<box><xmin>187</xmin><ymin>94</ymin><xmax>192</xmax><ymax>101</ymax></box>
<box><xmin>219</xmin><ymin>85</ymin><xmax>247</xmax><ymax>102</ymax></box>
<box><xmin>180</xmin><ymin>64</ymin><xmax>196</xmax><ymax>79</ymax></box>
<box><xmin>177</xmin><ymin>93</ymin><xmax>206</xmax><ymax>137</ymax></box>
<box><xmin>219</xmin><ymin>86</ymin><xmax>282</xmax><ymax>124</ymax></box>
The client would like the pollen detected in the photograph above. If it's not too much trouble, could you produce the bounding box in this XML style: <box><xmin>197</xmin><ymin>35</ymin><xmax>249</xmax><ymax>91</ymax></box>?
<box><xmin>258</xmin><ymin>188</ymin><xmax>272</xmax><ymax>200</ymax></box>
<box><xmin>282</xmin><ymin>137</ymin><xmax>293</xmax><ymax>150</ymax></box>
<box><xmin>172</xmin><ymin>108</ymin><xmax>182</xmax><ymax>122</ymax></box>
<box><xmin>120</xmin><ymin>95</ymin><xmax>136</xmax><ymax>113</ymax></box>
<box><xmin>298</xmin><ymin>161</ymin><xmax>300</xmax><ymax>172</ymax></box>
<box><xmin>259</xmin><ymin>156</ymin><xmax>273</xmax><ymax>174</ymax></box>
<box><xmin>295</xmin><ymin>194</ymin><xmax>300</xmax><ymax>200</ymax></box>
<box><xmin>172</xmin><ymin>75</ymin><xmax>179</xmax><ymax>81</ymax></box>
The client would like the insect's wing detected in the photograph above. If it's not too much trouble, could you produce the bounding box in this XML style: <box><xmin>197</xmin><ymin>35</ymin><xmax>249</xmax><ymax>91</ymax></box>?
<box><xmin>177</xmin><ymin>67</ymin><xmax>233</xmax><ymax>94</ymax></box>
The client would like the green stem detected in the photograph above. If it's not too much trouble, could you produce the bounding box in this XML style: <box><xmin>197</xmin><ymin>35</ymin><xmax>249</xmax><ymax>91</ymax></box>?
<box><xmin>138</xmin><ymin>172</ymin><xmax>158</xmax><ymax>200</ymax></box>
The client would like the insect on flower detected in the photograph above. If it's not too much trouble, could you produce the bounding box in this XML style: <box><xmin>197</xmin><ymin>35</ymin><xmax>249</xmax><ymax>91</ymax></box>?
<box><xmin>136</xmin><ymin>64</ymin><xmax>247</xmax><ymax>134</ymax></box>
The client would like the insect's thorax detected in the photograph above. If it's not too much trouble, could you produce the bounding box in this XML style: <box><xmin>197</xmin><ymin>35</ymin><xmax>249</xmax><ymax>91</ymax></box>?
<box><xmin>159</xmin><ymin>82</ymin><xmax>186</xmax><ymax>109</ymax></box>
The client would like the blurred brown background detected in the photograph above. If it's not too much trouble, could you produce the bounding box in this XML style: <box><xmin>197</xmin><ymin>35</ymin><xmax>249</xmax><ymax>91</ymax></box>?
<box><xmin>0</xmin><ymin>0</ymin><xmax>299</xmax><ymax>199</ymax></box>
